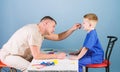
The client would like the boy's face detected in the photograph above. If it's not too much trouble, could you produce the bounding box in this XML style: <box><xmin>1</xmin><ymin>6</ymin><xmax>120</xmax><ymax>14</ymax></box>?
<box><xmin>82</xmin><ymin>18</ymin><xmax>91</xmax><ymax>31</ymax></box>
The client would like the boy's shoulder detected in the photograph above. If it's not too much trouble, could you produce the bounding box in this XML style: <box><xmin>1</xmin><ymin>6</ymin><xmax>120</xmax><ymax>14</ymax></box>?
<box><xmin>88</xmin><ymin>29</ymin><xmax>97</xmax><ymax>34</ymax></box>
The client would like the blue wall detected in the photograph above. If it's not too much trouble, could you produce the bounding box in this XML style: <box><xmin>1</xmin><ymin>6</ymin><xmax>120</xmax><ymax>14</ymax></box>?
<box><xmin>0</xmin><ymin>0</ymin><xmax>120</xmax><ymax>72</ymax></box>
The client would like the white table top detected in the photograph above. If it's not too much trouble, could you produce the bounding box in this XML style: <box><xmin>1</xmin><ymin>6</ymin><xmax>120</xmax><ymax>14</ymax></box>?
<box><xmin>27</xmin><ymin>58</ymin><xmax>78</xmax><ymax>72</ymax></box>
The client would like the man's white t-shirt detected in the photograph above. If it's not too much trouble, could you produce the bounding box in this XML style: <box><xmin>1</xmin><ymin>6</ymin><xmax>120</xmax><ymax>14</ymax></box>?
<box><xmin>0</xmin><ymin>24</ymin><xmax>44</xmax><ymax>61</ymax></box>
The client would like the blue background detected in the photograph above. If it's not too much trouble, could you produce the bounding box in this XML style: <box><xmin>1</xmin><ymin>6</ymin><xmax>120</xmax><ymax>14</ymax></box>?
<box><xmin>0</xmin><ymin>0</ymin><xmax>120</xmax><ymax>72</ymax></box>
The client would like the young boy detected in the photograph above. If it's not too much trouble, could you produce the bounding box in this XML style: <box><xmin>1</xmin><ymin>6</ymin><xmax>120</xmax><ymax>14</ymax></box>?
<box><xmin>69</xmin><ymin>13</ymin><xmax>104</xmax><ymax>72</ymax></box>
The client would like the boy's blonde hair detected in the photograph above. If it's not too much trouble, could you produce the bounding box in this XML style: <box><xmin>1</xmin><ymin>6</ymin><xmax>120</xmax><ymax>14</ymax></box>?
<box><xmin>84</xmin><ymin>13</ymin><xmax>98</xmax><ymax>28</ymax></box>
<box><xmin>83</xmin><ymin>13</ymin><xmax>98</xmax><ymax>21</ymax></box>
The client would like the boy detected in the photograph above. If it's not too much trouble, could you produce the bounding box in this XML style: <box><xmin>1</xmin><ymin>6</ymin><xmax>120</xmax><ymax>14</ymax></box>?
<box><xmin>69</xmin><ymin>13</ymin><xmax>104</xmax><ymax>72</ymax></box>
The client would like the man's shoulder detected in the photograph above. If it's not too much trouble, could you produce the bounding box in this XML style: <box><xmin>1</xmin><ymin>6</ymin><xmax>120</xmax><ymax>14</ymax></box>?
<box><xmin>22</xmin><ymin>24</ymin><xmax>37</xmax><ymax>29</ymax></box>
<box><xmin>24</xmin><ymin>24</ymin><xmax>37</xmax><ymax>27</ymax></box>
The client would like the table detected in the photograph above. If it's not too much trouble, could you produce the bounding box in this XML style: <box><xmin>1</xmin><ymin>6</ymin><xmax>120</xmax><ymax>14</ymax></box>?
<box><xmin>27</xmin><ymin>58</ymin><xmax>78</xmax><ymax>72</ymax></box>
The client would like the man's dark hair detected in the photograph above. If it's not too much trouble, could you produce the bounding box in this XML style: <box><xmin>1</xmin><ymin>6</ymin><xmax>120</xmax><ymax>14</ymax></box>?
<box><xmin>40</xmin><ymin>16</ymin><xmax>57</xmax><ymax>24</ymax></box>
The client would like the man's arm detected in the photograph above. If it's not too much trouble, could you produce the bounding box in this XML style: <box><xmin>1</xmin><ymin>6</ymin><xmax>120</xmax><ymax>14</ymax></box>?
<box><xmin>45</xmin><ymin>23</ymin><xmax>81</xmax><ymax>41</ymax></box>
<box><xmin>30</xmin><ymin>45</ymin><xmax>66</xmax><ymax>60</ymax></box>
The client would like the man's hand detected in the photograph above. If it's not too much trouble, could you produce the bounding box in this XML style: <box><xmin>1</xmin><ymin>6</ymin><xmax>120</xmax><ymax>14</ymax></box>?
<box><xmin>57</xmin><ymin>52</ymin><xmax>66</xmax><ymax>59</ymax></box>
<box><xmin>70</xmin><ymin>23</ymin><xmax>81</xmax><ymax>31</ymax></box>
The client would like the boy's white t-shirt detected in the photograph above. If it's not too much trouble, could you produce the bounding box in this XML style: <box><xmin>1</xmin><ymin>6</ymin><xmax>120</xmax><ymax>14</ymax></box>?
<box><xmin>0</xmin><ymin>24</ymin><xmax>44</xmax><ymax>60</ymax></box>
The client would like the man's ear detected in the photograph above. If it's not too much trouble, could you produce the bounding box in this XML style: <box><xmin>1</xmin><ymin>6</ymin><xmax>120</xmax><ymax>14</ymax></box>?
<box><xmin>43</xmin><ymin>20</ymin><xmax>48</xmax><ymax>26</ymax></box>
<box><xmin>45</xmin><ymin>20</ymin><xmax>50</xmax><ymax>25</ymax></box>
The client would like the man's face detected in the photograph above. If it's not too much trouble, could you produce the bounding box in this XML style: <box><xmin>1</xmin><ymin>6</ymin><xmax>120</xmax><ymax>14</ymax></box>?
<box><xmin>46</xmin><ymin>20</ymin><xmax>56</xmax><ymax>35</ymax></box>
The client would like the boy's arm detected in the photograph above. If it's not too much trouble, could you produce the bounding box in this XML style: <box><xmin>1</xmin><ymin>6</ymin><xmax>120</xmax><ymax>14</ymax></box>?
<box><xmin>78</xmin><ymin>47</ymin><xmax>88</xmax><ymax>59</ymax></box>
<box><xmin>69</xmin><ymin>47</ymin><xmax>88</xmax><ymax>60</ymax></box>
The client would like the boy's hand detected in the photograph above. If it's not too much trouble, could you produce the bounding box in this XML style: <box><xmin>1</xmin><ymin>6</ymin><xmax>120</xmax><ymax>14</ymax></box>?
<box><xmin>69</xmin><ymin>56</ymin><xmax>79</xmax><ymax>60</ymax></box>
<box><xmin>57</xmin><ymin>52</ymin><xmax>66</xmax><ymax>59</ymax></box>
<box><xmin>69</xmin><ymin>50</ymin><xmax>80</xmax><ymax>55</ymax></box>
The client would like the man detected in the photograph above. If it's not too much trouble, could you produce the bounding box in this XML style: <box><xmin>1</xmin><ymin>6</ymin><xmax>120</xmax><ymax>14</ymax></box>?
<box><xmin>0</xmin><ymin>16</ymin><xmax>81</xmax><ymax>72</ymax></box>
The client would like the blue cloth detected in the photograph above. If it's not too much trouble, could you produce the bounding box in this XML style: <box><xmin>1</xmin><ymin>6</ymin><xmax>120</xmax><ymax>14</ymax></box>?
<box><xmin>78</xmin><ymin>29</ymin><xmax>104</xmax><ymax>72</ymax></box>
<box><xmin>79</xmin><ymin>56</ymin><xmax>92</xmax><ymax>72</ymax></box>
